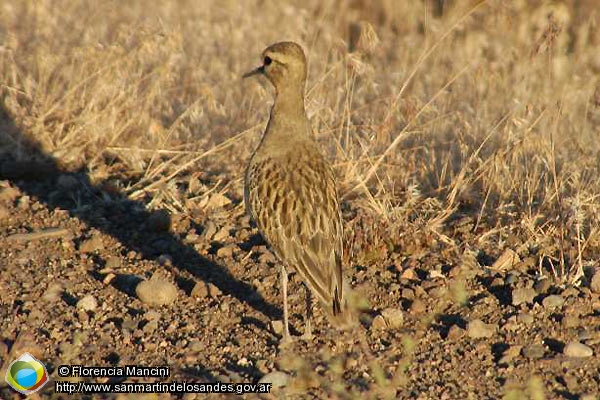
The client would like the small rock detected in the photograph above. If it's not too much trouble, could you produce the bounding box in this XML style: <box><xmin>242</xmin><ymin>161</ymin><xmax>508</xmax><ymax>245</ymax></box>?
<box><xmin>148</xmin><ymin>209</ymin><xmax>171</xmax><ymax>232</ymax></box>
<box><xmin>213</xmin><ymin>226</ymin><xmax>231</xmax><ymax>242</ymax></box>
<box><xmin>145</xmin><ymin>310</ymin><xmax>161</xmax><ymax>321</ymax></box>
<box><xmin>447</xmin><ymin>325</ymin><xmax>465</xmax><ymax>341</ymax></box>
<box><xmin>0</xmin><ymin>185</ymin><xmax>20</xmax><ymax>203</ymax></box>
<box><xmin>563</xmin><ymin>341</ymin><xmax>593</xmax><ymax>358</ymax></box>
<box><xmin>401</xmin><ymin>268</ymin><xmax>418</xmax><ymax>280</ymax></box>
<box><xmin>187</xmin><ymin>340</ymin><xmax>204</xmax><ymax>352</ymax></box>
<box><xmin>590</xmin><ymin>269</ymin><xmax>600</xmax><ymax>294</ymax></box>
<box><xmin>410</xmin><ymin>299</ymin><xmax>426</xmax><ymax>314</ymax></box>
<box><xmin>401</xmin><ymin>288</ymin><xmax>415</xmax><ymax>300</ymax></box>
<box><xmin>191</xmin><ymin>282</ymin><xmax>209</xmax><ymax>298</ymax></box>
<box><xmin>79</xmin><ymin>235</ymin><xmax>104</xmax><ymax>253</ymax></box>
<box><xmin>577</xmin><ymin>329</ymin><xmax>592</xmax><ymax>342</ymax></box>
<box><xmin>258</xmin><ymin>371</ymin><xmax>290</xmax><ymax>388</ymax></box>
<box><xmin>237</xmin><ymin>357</ymin><xmax>250</xmax><ymax>367</ymax></box>
<box><xmin>143</xmin><ymin>319</ymin><xmax>159</xmax><ymax>333</ymax></box>
<box><xmin>136</xmin><ymin>279</ymin><xmax>178</xmax><ymax>305</ymax></box>
<box><xmin>491</xmin><ymin>249</ymin><xmax>520</xmax><ymax>271</ymax></box>
<box><xmin>105</xmin><ymin>256</ymin><xmax>121</xmax><ymax>270</ymax></box>
<box><xmin>534</xmin><ymin>278</ymin><xmax>552</xmax><ymax>294</ymax></box>
<box><xmin>270</xmin><ymin>320</ymin><xmax>284</xmax><ymax>335</ymax></box>
<box><xmin>207</xmin><ymin>283</ymin><xmax>222</xmax><ymax>298</ymax></box>
<box><xmin>380</xmin><ymin>308</ymin><xmax>403</xmax><ymax>329</ymax></box>
<box><xmin>76</xmin><ymin>294</ymin><xmax>98</xmax><ymax>311</ymax></box>
<box><xmin>205</xmin><ymin>193</ymin><xmax>232</xmax><ymax>210</ymax></box>
<box><xmin>522</xmin><ymin>344</ymin><xmax>545</xmax><ymax>359</ymax></box>
<box><xmin>498</xmin><ymin>345</ymin><xmax>522</xmax><ymax>364</ymax></box>
<box><xmin>216</xmin><ymin>246</ymin><xmax>234</xmax><ymax>258</ymax></box>
<box><xmin>371</xmin><ymin>315</ymin><xmax>387</xmax><ymax>330</ymax></box>
<box><xmin>562</xmin><ymin>314</ymin><xmax>580</xmax><ymax>328</ymax></box>
<box><xmin>467</xmin><ymin>319</ymin><xmax>495</xmax><ymax>338</ymax></box>
<box><xmin>542</xmin><ymin>294</ymin><xmax>564</xmax><ymax>310</ymax></box>
<box><xmin>517</xmin><ymin>312</ymin><xmax>534</xmax><ymax>325</ymax></box>
<box><xmin>42</xmin><ymin>283</ymin><xmax>63</xmax><ymax>302</ymax></box>
<box><xmin>562</xmin><ymin>287</ymin><xmax>579</xmax><ymax>298</ymax></box>
<box><xmin>512</xmin><ymin>287</ymin><xmax>536</xmax><ymax>306</ymax></box>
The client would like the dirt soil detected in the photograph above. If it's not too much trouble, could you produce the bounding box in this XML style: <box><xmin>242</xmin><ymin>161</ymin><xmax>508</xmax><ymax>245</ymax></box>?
<box><xmin>1</xmin><ymin>157</ymin><xmax>599</xmax><ymax>400</ymax></box>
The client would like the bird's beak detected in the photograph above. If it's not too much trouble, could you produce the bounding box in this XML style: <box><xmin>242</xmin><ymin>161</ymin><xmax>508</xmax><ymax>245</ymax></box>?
<box><xmin>242</xmin><ymin>65</ymin><xmax>264</xmax><ymax>79</ymax></box>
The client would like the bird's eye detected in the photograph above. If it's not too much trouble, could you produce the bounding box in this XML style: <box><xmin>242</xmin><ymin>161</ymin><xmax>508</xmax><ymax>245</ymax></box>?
<box><xmin>264</xmin><ymin>56</ymin><xmax>272</xmax><ymax>66</ymax></box>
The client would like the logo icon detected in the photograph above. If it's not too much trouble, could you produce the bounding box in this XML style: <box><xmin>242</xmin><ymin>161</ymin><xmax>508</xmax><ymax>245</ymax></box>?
<box><xmin>5</xmin><ymin>353</ymin><xmax>49</xmax><ymax>395</ymax></box>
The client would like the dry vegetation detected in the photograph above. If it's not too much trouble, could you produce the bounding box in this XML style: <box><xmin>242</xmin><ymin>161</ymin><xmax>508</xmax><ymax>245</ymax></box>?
<box><xmin>2</xmin><ymin>0</ymin><xmax>600</xmax><ymax>398</ymax></box>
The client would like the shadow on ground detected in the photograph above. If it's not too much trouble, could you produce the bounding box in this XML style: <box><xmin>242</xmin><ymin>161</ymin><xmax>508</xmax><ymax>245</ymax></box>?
<box><xmin>0</xmin><ymin>104</ymin><xmax>280</xmax><ymax>361</ymax></box>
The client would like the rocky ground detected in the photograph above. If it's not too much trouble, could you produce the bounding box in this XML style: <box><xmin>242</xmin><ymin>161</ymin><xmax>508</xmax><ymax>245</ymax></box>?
<box><xmin>2</xmin><ymin>1</ymin><xmax>600</xmax><ymax>399</ymax></box>
<box><xmin>1</xmin><ymin>155</ymin><xmax>599</xmax><ymax>400</ymax></box>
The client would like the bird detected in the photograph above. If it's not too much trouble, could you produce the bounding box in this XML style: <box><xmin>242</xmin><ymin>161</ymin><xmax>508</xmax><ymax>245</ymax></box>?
<box><xmin>243</xmin><ymin>41</ymin><xmax>351</xmax><ymax>342</ymax></box>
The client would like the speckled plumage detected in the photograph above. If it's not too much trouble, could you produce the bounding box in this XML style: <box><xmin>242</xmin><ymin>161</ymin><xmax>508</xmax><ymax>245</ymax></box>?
<box><xmin>244</xmin><ymin>42</ymin><xmax>347</xmax><ymax>340</ymax></box>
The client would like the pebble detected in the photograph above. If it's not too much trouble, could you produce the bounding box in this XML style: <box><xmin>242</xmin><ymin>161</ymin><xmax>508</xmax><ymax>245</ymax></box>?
<box><xmin>401</xmin><ymin>268</ymin><xmax>418</xmax><ymax>280</ymax></box>
<box><xmin>577</xmin><ymin>329</ymin><xmax>591</xmax><ymax>342</ymax></box>
<box><xmin>534</xmin><ymin>278</ymin><xmax>552</xmax><ymax>294</ymax></box>
<box><xmin>517</xmin><ymin>312</ymin><xmax>534</xmax><ymax>325</ymax></box>
<box><xmin>590</xmin><ymin>269</ymin><xmax>600</xmax><ymax>294</ymax></box>
<box><xmin>562</xmin><ymin>315</ymin><xmax>580</xmax><ymax>328</ymax></box>
<box><xmin>563</xmin><ymin>341</ymin><xmax>593</xmax><ymax>358</ymax></box>
<box><xmin>259</xmin><ymin>371</ymin><xmax>290</xmax><ymax>388</ymax></box>
<box><xmin>0</xmin><ymin>185</ymin><xmax>20</xmax><ymax>202</ymax></box>
<box><xmin>447</xmin><ymin>325</ymin><xmax>465</xmax><ymax>341</ymax></box>
<box><xmin>216</xmin><ymin>246</ymin><xmax>234</xmax><ymax>258</ymax></box>
<box><xmin>512</xmin><ymin>287</ymin><xmax>536</xmax><ymax>306</ymax></box>
<box><xmin>498</xmin><ymin>345</ymin><xmax>522</xmax><ymax>364</ymax></box>
<box><xmin>371</xmin><ymin>315</ymin><xmax>387</xmax><ymax>330</ymax></box>
<box><xmin>410</xmin><ymin>299</ymin><xmax>426</xmax><ymax>314</ymax></box>
<box><xmin>145</xmin><ymin>310</ymin><xmax>161</xmax><ymax>321</ymax></box>
<box><xmin>42</xmin><ymin>283</ymin><xmax>63</xmax><ymax>302</ymax></box>
<box><xmin>492</xmin><ymin>249</ymin><xmax>520</xmax><ymax>271</ymax></box>
<box><xmin>467</xmin><ymin>319</ymin><xmax>495</xmax><ymax>338</ymax></box>
<box><xmin>542</xmin><ymin>295</ymin><xmax>564</xmax><ymax>310</ymax></box>
<box><xmin>207</xmin><ymin>283</ymin><xmax>222</xmax><ymax>298</ymax></box>
<box><xmin>105</xmin><ymin>256</ymin><xmax>121</xmax><ymax>270</ymax></box>
<box><xmin>79</xmin><ymin>235</ymin><xmax>104</xmax><ymax>253</ymax></box>
<box><xmin>522</xmin><ymin>344</ymin><xmax>545</xmax><ymax>359</ymax></box>
<box><xmin>191</xmin><ymin>282</ymin><xmax>209</xmax><ymax>298</ymax></box>
<box><xmin>136</xmin><ymin>279</ymin><xmax>178</xmax><ymax>305</ymax></box>
<box><xmin>76</xmin><ymin>294</ymin><xmax>98</xmax><ymax>311</ymax></box>
<box><xmin>380</xmin><ymin>308</ymin><xmax>403</xmax><ymax>329</ymax></box>
<box><xmin>270</xmin><ymin>320</ymin><xmax>284</xmax><ymax>335</ymax></box>
<box><xmin>213</xmin><ymin>226</ymin><xmax>231</xmax><ymax>242</ymax></box>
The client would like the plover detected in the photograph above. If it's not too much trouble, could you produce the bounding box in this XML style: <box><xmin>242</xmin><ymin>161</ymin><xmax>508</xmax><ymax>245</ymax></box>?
<box><xmin>244</xmin><ymin>41</ymin><xmax>350</xmax><ymax>342</ymax></box>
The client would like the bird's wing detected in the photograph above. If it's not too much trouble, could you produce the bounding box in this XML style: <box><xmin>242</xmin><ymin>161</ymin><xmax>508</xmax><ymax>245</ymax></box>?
<box><xmin>247</xmin><ymin>151</ymin><xmax>344</xmax><ymax>314</ymax></box>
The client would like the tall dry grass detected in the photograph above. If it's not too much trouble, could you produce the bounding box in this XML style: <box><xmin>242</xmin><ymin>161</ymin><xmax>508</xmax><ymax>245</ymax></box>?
<box><xmin>1</xmin><ymin>0</ymin><xmax>600</xmax><ymax>283</ymax></box>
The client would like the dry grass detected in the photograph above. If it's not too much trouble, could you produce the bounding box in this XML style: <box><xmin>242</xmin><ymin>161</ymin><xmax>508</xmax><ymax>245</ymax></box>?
<box><xmin>5</xmin><ymin>0</ymin><xmax>597</xmax><ymax>278</ymax></box>
<box><xmin>1</xmin><ymin>0</ymin><xmax>600</xmax><ymax>395</ymax></box>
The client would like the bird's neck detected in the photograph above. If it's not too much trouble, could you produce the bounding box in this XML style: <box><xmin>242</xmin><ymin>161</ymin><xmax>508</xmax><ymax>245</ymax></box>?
<box><xmin>272</xmin><ymin>87</ymin><xmax>306</xmax><ymax>121</ymax></box>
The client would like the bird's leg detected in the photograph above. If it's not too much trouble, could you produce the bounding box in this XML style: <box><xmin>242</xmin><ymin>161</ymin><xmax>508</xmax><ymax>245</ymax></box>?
<box><xmin>301</xmin><ymin>284</ymin><xmax>314</xmax><ymax>340</ymax></box>
<box><xmin>280</xmin><ymin>264</ymin><xmax>292</xmax><ymax>343</ymax></box>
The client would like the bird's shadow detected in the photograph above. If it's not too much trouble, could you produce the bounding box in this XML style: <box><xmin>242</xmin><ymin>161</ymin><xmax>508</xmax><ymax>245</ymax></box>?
<box><xmin>0</xmin><ymin>104</ymin><xmax>279</xmax><ymax>328</ymax></box>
